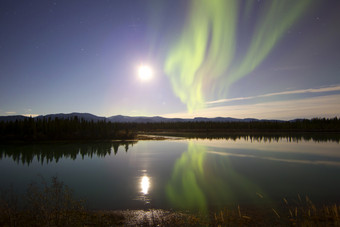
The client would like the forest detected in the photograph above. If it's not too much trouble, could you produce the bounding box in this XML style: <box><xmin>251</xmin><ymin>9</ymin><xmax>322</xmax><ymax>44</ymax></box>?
<box><xmin>0</xmin><ymin>116</ymin><xmax>135</xmax><ymax>141</ymax></box>
<box><xmin>0</xmin><ymin>116</ymin><xmax>339</xmax><ymax>142</ymax></box>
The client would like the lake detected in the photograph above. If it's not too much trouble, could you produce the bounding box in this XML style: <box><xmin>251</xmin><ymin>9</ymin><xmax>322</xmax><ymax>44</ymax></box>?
<box><xmin>1</xmin><ymin>136</ymin><xmax>340</xmax><ymax>212</ymax></box>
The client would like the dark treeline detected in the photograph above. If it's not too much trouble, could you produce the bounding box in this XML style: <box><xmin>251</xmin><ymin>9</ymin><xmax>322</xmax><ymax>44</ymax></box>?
<box><xmin>125</xmin><ymin>117</ymin><xmax>340</xmax><ymax>142</ymax></box>
<box><xmin>0</xmin><ymin>141</ymin><xmax>136</xmax><ymax>166</ymax></box>
<box><xmin>126</xmin><ymin>117</ymin><xmax>340</xmax><ymax>133</ymax></box>
<box><xmin>116</xmin><ymin>117</ymin><xmax>340</xmax><ymax>140</ymax></box>
<box><xmin>0</xmin><ymin>117</ymin><xmax>339</xmax><ymax>142</ymax></box>
<box><xmin>0</xmin><ymin>116</ymin><xmax>135</xmax><ymax>141</ymax></box>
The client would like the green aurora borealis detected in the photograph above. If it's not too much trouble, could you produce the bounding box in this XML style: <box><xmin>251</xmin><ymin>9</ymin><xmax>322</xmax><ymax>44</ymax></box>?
<box><xmin>164</xmin><ymin>0</ymin><xmax>314</xmax><ymax>112</ymax></box>
<box><xmin>1</xmin><ymin>0</ymin><xmax>339</xmax><ymax>118</ymax></box>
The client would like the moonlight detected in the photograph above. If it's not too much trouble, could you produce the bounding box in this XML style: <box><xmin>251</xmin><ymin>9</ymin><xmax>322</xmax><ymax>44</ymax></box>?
<box><xmin>138</xmin><ymin>64</ymin><xmax>153</xmax><ymax>81</ymax></box>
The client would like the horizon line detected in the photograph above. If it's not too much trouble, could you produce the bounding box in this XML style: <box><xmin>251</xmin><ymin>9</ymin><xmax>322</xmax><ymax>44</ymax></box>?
<box><xmin>0</xmin><ymin>112</ymin><xmax>338</xmax><ymax>122</ymax></box>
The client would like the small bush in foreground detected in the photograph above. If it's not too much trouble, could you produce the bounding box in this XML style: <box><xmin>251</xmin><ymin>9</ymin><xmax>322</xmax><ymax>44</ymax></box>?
<box><xmin>0</xmin><ymin>177</ymin><xmax>87</xmax><ymax>226</ymax></box>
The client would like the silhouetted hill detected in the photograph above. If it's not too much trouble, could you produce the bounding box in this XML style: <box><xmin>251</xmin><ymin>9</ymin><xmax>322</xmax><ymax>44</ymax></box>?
<box><xmin>107</xmin><ymin>115</ymin><xmax>187</xmax><ymax>123</ymax></box>
<box><xmin>1</xmin><ymin>113</ymin><xmax>265</xmax><ymax>123</ymax></box>
<box><xmin>0</xmin><ymin>112</ymin><xmax>334</xmax><ymax>123</ymax></box>
<box><xmin>0</xmin><ymin>115</ymin><xmax>28</xmax><ymax>122</ymax></box>
<box><xmin>193</xmin><ymin>117</ymin><xmax>241</xmax><ymax>122</ymax></box>
<box><xmin>0</xmin><ymin>113</ymin><xmax>106</xmax><ymax>122</ymax></box>
<box><xmin>107</xmin><ymin>115</ymin><xmax>257</xmax><ymax>123</ymax></box>
<box><xmin>36</xmin><ymin>112</ymin><xmax>106</xmax><ymax>122</ymax></box>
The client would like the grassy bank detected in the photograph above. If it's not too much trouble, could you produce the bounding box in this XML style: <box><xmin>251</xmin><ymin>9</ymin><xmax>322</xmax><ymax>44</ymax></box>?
<box><xmin>1</xmin><ymin>203</ymin><xmax>339</xmax><ymax>226</ymax></box>
<box><xmin>1</xmin><ymin>177</ymin><xmax>339</xmax><ymax>226</ymax></box>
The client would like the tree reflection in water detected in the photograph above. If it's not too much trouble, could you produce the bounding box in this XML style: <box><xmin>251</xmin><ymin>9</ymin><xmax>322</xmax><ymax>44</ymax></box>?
<box><xmin>0</xmin><ymin>141</ymin><xmax>137</xmax><ymax>166</ymax></box>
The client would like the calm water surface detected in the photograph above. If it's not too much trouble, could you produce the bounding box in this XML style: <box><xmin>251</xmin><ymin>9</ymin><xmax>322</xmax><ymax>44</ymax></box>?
<box><xmin>1</xmin><ymin>137</ymin><xmax>340</xmax><ymax>211</ymax></box>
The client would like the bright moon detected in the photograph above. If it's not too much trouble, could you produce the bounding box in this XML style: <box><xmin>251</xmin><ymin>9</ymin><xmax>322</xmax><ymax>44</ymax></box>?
<box><xmin>138</xmin><ymin>65</ymin><xmax>153</xmax><ymax>81</ymax></box>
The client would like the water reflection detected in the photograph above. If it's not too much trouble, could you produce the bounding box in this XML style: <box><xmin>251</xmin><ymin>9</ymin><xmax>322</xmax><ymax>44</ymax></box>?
<box><xmin>181</xmin><ymin>134</ymin><xmax>340</xmax><ymax>143</ymax></box>
<box><xmin>166</xmin><ymin>142</ymin><xmax>207</xmax><ymax>211</ymax></box>
<box><xmin>137</xmin><ymin>170</ymin><xmax>151</xmax><ymax>204</ymax></box>
<box><xmin>166</xmin><ymin>137</ymin><xmax>340</xmax><ymax>212</ymax></box>
<box><xmin>0</xmin><ymin>137</ymin><xmax>340</xmax><ymax>211</ymax></box>
<box><xmin>166</xmin><ymin>142</ymin><xmax>264</xmax><ymax>212</ymax></box>
<box><xmin>141</xmin><ymin>176</ymin><xmax>150</xmax><ymax>195</ymax></box>
<box><xmin>208</xmin><ymin>150</ymin><xmax>340</xmax><ymax>167</ymax></box>
<box><xmin>0</xmin><ymin>141</ymin><xmax>137</xmax><ymax>165</ymax></box>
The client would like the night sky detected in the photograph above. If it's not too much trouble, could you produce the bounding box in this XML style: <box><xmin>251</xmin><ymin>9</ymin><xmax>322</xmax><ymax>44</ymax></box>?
<box><xmin>1</xmin><ymin>0</ymin><xmax>340</xmax><ymax>120</ymax></box>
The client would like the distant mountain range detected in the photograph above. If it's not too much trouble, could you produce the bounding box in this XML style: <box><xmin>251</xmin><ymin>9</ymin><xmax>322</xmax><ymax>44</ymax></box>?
<box><xmin>0</xmin><ymin>112</ymin><xmax>282</xmax><ymax>123</ymax></box>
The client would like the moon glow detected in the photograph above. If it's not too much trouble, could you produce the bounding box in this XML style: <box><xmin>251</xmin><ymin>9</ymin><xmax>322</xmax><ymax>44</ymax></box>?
<box><xmin>138</xmin><ymin>65</ymin><xmax>153</xmax><ymax>81</ymax></box>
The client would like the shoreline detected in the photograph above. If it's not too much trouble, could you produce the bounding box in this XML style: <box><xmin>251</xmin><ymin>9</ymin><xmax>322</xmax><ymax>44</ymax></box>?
<box><xmin>1</xmin><ymin>131</ymin><xmax>340</xmax><ymax>144</ymax></box>
<box><xmin>2</xmin><ymin>205</ymin><xmax>339</xmax><ymax>226</ymax></box>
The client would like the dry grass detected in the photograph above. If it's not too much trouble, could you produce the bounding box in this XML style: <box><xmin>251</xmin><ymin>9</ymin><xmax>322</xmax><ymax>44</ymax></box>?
<box><xmin>210</xmin><ymin>196</ymin><xmax>340</xmax><ymax>226</ymax></box>
<box><xmin>1</xmin><ymin>181</ymin><xmax>339</xmax><ymax>226</ymax></box>
<box><xmin>0</xmin><ymin>177</ymin><xmax>88</xmax><ymax>226</ymax></box>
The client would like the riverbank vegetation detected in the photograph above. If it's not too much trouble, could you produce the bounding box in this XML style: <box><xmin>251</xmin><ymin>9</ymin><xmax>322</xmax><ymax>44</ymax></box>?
<box><xmin>0</xmin><ymin>116</ymin><xmax>339</xmax><ymax>142</ymax></box>
<box><xmin>1</xmin><ymin>177</ymin><xmax>339</xmax><ymax>226</ymax></box>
